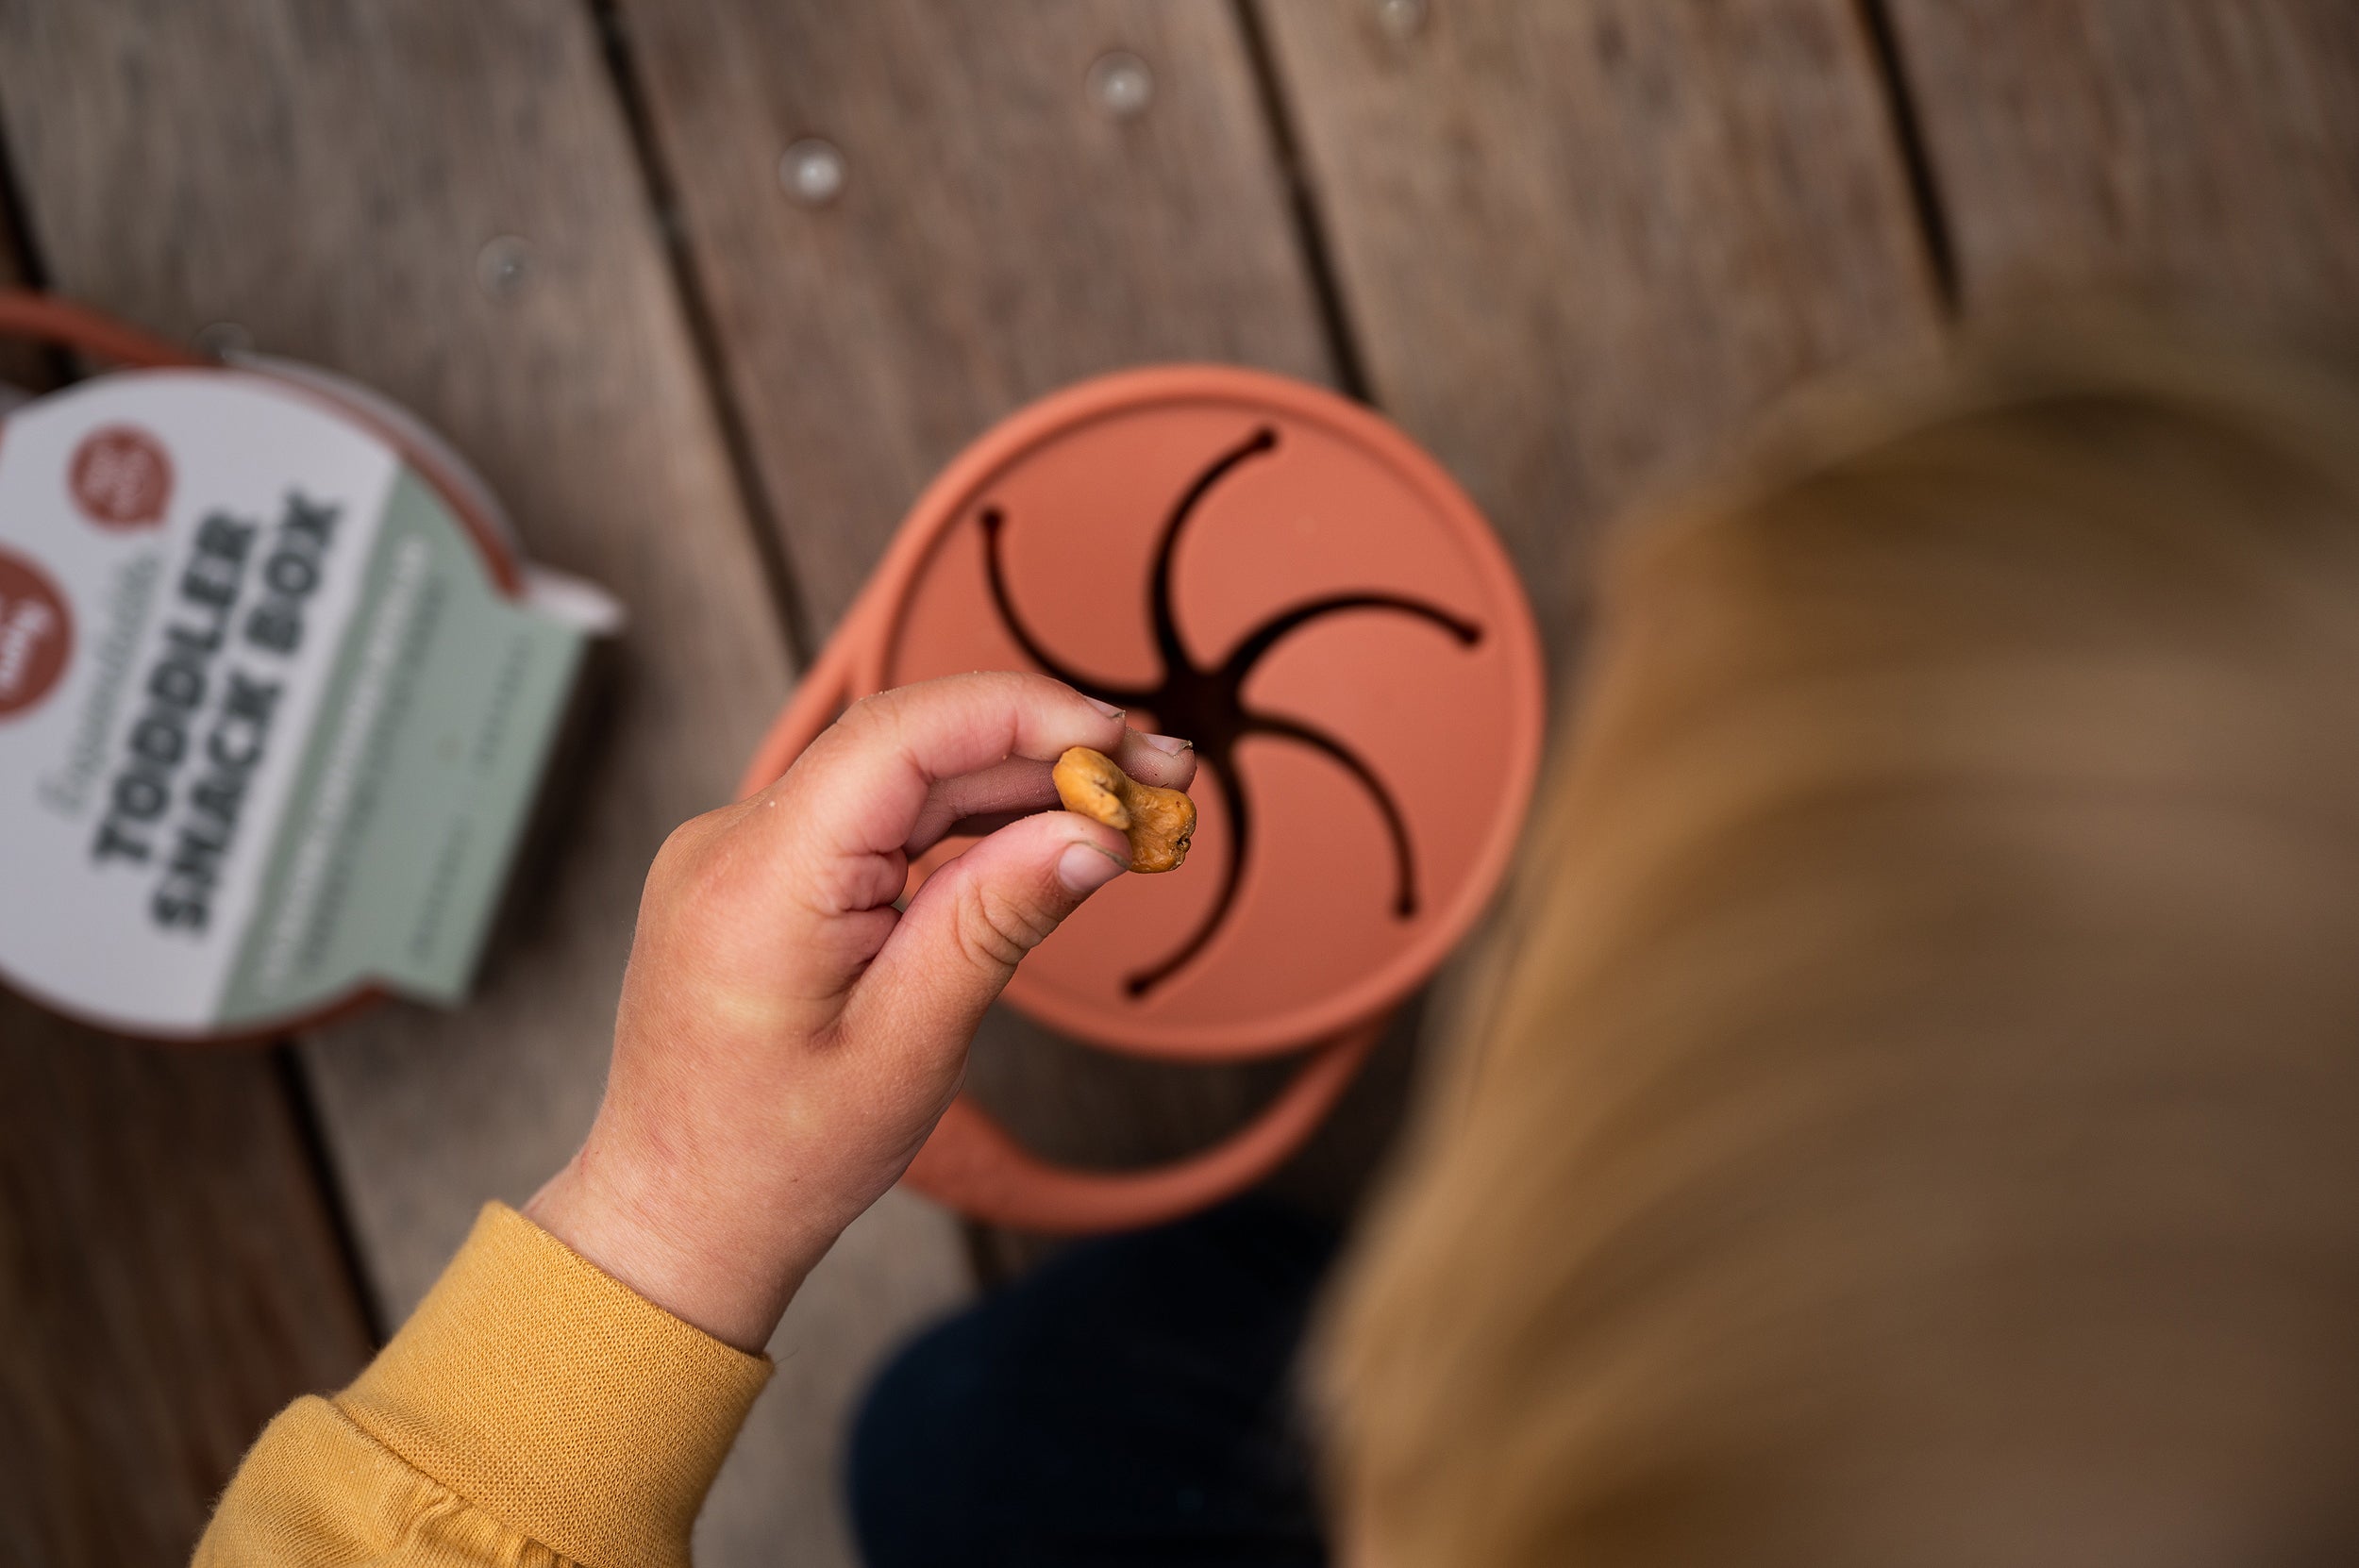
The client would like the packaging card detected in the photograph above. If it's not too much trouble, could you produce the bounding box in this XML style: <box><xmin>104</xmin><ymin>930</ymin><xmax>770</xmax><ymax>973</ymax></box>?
<box><xmin>0</xmin><ymin>369</ymin><xmax>594</xmax><ymax>1038</ymax></box>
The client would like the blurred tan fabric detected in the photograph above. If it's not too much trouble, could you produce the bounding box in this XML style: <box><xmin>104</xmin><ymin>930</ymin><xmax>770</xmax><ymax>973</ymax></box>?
<box><xmin>1320</xmin><ymin>323</ymin><xmax>2359</xmax><ymax>1568</ymax></box>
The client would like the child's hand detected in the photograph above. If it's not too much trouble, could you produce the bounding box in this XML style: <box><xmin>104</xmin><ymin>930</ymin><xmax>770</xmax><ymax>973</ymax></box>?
<box><xmin>526</xmin><ymin>673</ymin><xmax>1194</xmax><ymax>1349</ymax></box>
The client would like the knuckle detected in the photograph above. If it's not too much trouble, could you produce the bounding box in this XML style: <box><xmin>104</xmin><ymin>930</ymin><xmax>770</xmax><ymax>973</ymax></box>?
<box><xmin>647</xmin><ymin>805</ymin><xmax>770</xmax><ymax>917</ymax></box>
<box><xmin>647</xmin><ymin>815</ymin><xmax>711</xmax><ymax>892</ymax></box>
<box><xmin>829</xmin><ymin>690</ymin><xmax>895</xmax><ymax>745</ymax></box>
<box><xmin>844</xmin><ymin>690</ymin><xmax>891</xmax><ymax>722</ymax></box>
<box><xmin>809</xmin><ymin>845</ymin><xmax>899</xmax><ymax>917</ymax></box>
<box><xmin>955</xmin><ymin>881</ymin><xmax>1055</xmax><ymax>972</ymax></box>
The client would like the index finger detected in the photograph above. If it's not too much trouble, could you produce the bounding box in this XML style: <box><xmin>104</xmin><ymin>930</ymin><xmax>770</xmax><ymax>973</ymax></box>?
<box><xmin>778</xmin><ymin>672</ymin><xmax>1133</xmax><ymax>860</ymax></box>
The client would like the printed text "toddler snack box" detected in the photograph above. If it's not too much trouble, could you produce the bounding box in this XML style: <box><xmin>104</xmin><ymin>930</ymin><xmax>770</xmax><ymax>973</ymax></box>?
<box><xmin>0</xmin><ymin>369</ymin><xmax>612</xmax><ymax>1041</ymax></box>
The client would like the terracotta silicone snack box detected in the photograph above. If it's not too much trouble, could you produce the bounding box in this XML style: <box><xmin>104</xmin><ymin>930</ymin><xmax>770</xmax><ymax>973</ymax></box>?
<box><xmin>744</xmin><ymin>365</ymin><xmax>1547</xmax><ymax>1231</ymax></box>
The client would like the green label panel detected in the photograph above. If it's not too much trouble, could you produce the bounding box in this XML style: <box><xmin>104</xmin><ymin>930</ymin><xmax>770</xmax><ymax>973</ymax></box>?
<box><xmin>220</xmin><ymin>472</ymin><xmax>585</xmax><ymax>1026</ymax></box>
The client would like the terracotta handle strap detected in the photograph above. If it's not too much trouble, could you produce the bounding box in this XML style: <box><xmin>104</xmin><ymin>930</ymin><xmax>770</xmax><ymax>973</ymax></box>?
<box><xmin>0</xmin><ymin>290</ymin><xmax>203</xmax><ymax>369</ymax></box>
<box><xmin>903</xmin><ymin>1018</ymin><xmax>1384</xmax><ymax>1232</ymax></box>
<box><xmin>0</xmin><ymin>290</ymin><xmax>530</xmax><ymax>599</ymax></box>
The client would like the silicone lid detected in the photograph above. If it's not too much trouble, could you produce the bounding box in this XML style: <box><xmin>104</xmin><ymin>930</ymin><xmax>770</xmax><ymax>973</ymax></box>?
<box><xmin>875</xmin><ymin>367</ymin><xmax>1546</xmax><ymax>1059</ymax></box>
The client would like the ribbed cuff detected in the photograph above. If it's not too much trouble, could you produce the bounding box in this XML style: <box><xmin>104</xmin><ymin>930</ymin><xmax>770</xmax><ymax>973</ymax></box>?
<box><xmin>338</xmin><ymin>1202</ymin><xmax>772</xmax><ymax>1568</ymax></box>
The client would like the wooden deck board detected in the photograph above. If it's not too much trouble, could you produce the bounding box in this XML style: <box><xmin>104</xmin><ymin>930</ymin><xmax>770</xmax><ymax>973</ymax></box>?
<box><xmin>0</xmin><ymin>5</ymin><xmax>966</xmax><ymax>1563</ymax></box>
<box><xmin>1258</xmin><ymin>0</ymin><xmax>1945</xmax><ymax>670</ymax></box>
<box><xmin>0</xmin><ymin>162</ymin><xmax>373</xmax><ymax>1568</ymax></box>
<box><xmin>1887</xmin><ymin>0</ymin><xmax>2359</xmax><ymax>313</ymax></box>
<box><xmin>616</xmin><ymin>0</ymin><xmax>1335</xmax><ymax>637</ymax></box>
<box><xmin>0</xmin><ymin>1015</ymin><xmax>373</xmax><ymax>1567</ymax></box>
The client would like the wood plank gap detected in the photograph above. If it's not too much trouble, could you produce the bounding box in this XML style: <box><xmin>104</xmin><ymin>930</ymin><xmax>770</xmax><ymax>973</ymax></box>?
<box><xmin>0</xmin><ymin>84</ymin><xmax>72</xmax><ymax>391</ymax></box>
<box><xmin>1856</xmin><ymin>0</ymin><xmax>1962</xmax><ymax>314</ymax></box>
<box><xmin>1231</xmin><ymin>0</ymin><xmax>1376</xmax><ymax>402</ymax></box>
<box><xmin>0</xmin><ymin>87</ymin><xmax>51</xmax><ymax>287</ymax></box>
<box><xmin>270</xmin><ymin>1047</ymin><xmax>390</xmax><ymax>1346</ymax></box>
<box><xmin>958</xmin><ymin>1217</ymin><xmax>1012</xmax><ymax>1291</ymax></box>
<box><xmin>584</xmin><ymin>0</ymin><xmax>818</xmax><ymax>667</ymax></box>
<box><xmin>1880</xmin><ymin>1</ymin><xmax>2359</xmax><ymax>319</ymax></box>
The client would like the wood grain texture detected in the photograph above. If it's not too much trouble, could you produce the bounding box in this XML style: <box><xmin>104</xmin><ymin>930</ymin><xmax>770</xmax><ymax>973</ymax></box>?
<box><xmin>0</xmin><ymin>106</ymin><xmax>371</xmax><ymax>1567</ymax></box>
<box><xmin>0</xmin><ymin>1009</ymin><xmax>372</xmax><ymax>1568</ymax></box>
<box><xmin>1885</xmin><ymin>0</ymin><xmax>2359</xmax><ymax>314</ymax></box>
<box><xmin>618</xmin><ymin>0</ymin><xmax>1365</xmax><ymax>1189</ymax></box>
<box><xmin>1259</xmin><ymin>0</ymin><xmax>1943</xmax><ymax>668</ymax></box>
<box><xmin>0</xmin><ymin>5</ymin><xmax>966</xmax><ymax>1564</ymax></box>
<box><xmin>616</xmin><ymin>0</ymin><xmax>1334</xmax><ymax>634</ymax></box>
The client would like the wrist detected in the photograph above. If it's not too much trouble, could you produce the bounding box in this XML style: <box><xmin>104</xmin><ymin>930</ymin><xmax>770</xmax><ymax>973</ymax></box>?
<box><xmin>523</xmin><ymin>1134</ymin><xmax>825</xmax><ymax>1354</ymax></box>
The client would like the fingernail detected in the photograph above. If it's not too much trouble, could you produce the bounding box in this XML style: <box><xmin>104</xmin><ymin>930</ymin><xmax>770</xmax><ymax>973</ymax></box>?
<box><xmin>1082</xmin><ymin>695</ymin><xmax>1125</xmax><ymax>721</ymax></box>
<box><xmin>1058</xmin><ymin>842</ymin><xmax>1128</xmax><ymax>894</ymax></box>
<box><xmin>1139</xmin><ymin>732</ymin><xmax>1192</xmax><ymax>755</ymax></box>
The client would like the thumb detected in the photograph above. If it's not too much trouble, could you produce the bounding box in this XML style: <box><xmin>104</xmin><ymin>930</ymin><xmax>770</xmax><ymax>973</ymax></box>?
<box><xmin>845</xmin><ymin>810</ymin><xmax>1129</xmax><ymax>1049</ymax></box>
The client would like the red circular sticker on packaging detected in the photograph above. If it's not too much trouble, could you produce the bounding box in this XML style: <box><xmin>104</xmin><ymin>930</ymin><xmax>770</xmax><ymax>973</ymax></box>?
<box><xmin>69</xmin><ymin>425</ymin><xmax>173</xmax><ymax>527</ymax></box>
<box><xmin>0</xmin><ymin>547</ymin><xmax>72</xmax><ymax>719</ymax></box>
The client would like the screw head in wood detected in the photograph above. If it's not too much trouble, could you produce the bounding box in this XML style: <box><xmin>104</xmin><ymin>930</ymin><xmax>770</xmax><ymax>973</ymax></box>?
<box><xmin>1376</xmin><ymin>0</ymin><xmax>1428</xmax><ymax>40</ymax></box>
<box><xmin>779</xmin><ymin>138</ymin><xmax>846</xmax><ymax>206</ymax></box>
<box><xmin>192</xmin><ymin>321</ymin><xmax>253</xmax><ymax>360</ymax></box>
<box><xmin>1087</xmin><ymin>51</ymin><xmax>1154</xmax><ymax>120</ymax></box>
<box><xmin>476</xmin><ymin>236</ymin><xmax>532</xmax><ymax>298</ymax></box>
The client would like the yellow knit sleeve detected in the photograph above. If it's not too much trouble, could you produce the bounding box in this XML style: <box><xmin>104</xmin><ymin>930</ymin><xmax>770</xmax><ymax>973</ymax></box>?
<box><xmin>195</xmin><ymin>1203</ymin><xmax>773</xmax><ymax>1568</ymax></box>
